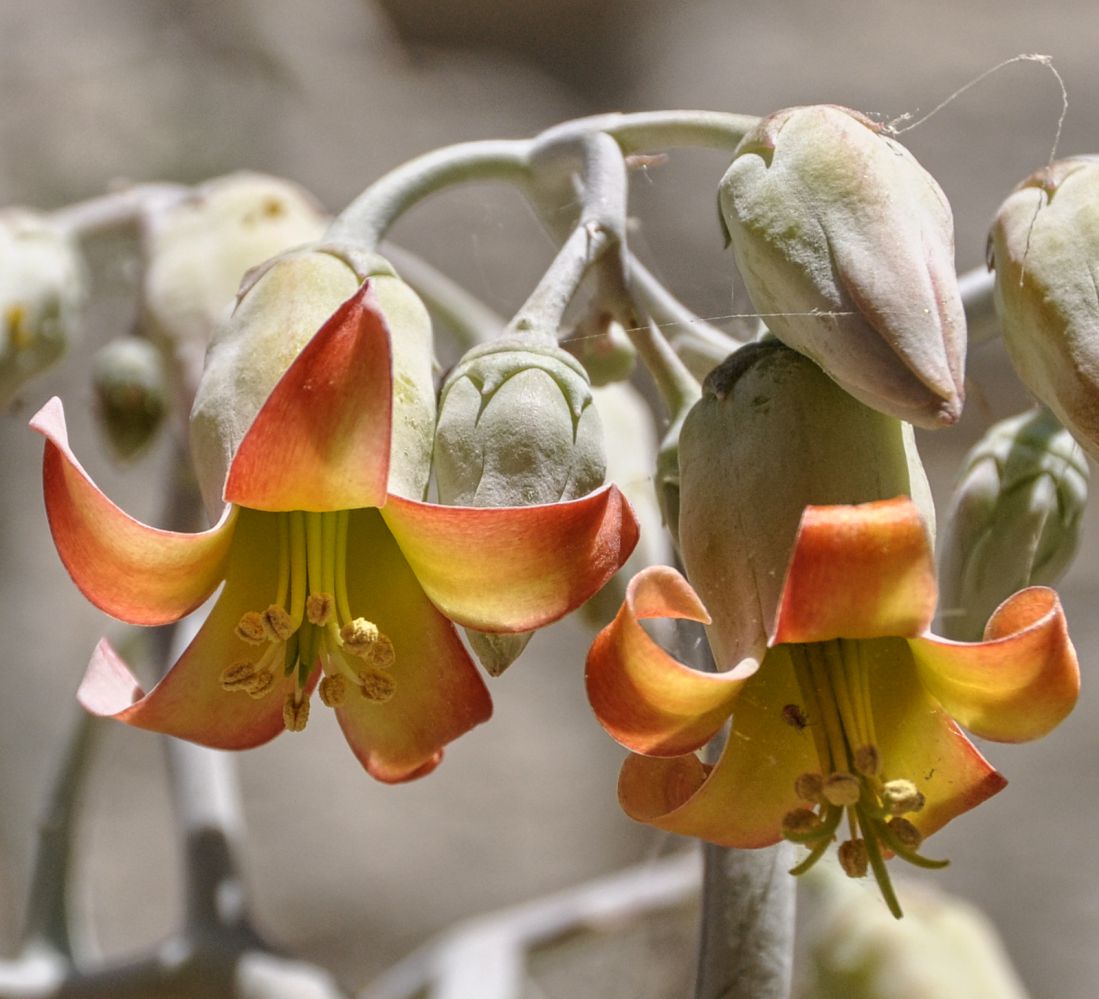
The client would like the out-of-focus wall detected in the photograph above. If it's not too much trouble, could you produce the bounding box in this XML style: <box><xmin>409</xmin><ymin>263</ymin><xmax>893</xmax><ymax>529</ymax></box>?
<box><xmin>2</xmin><ymin>2</ymin><xmax>1099</xmax><ymax>995</ymax></box>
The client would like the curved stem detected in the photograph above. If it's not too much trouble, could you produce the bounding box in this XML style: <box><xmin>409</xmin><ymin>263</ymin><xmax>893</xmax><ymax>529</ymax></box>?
<box><xmin>49</xmin><ymin>184</ymin><xmax>188</xmax><ymax>241</ymax></box>
<box><xmin>326</xmin><ymin>140</ymin><xmax>532</xmax><ymax>250</ymax></box>
<box><xmin>538</xmin><ymin>110</ymin><xmax>758</xmax><ymax>156</ymax></box>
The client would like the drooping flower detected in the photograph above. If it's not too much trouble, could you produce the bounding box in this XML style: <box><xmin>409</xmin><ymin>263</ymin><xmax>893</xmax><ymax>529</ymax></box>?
<box><xmin>34</xmin><ymin>248</ymin><xmax>638</xmax><ymax>783</ymax></box>
<box><xmin>586</xmin><ymin>497</ymin><xmax>1078</xmax><ymax>915</ymax></box>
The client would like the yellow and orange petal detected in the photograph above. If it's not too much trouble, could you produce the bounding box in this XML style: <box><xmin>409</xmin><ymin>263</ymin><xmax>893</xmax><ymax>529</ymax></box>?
<box><xmin>586</xmin><ymin>566</ymin><xmax>749</xmax><ymax>757</ymax></box>
<box><xmin>225</xmin><ymin>283</ymin><xmax>392</xmax><ymax>513</ymax></box>
<box><xmin>381</xmin><ymin>484</ymin><xmax>639</xmax><ymax>633</ymax></box>
<box><xmin>31</xmin><ymin>397</ymin><xmax>236</xmax><ymax>627</ymax></box>
<box><xmin>772</xmin><ymin>498</ymin><xmax>937</xmax><ymax>645</ymax></box>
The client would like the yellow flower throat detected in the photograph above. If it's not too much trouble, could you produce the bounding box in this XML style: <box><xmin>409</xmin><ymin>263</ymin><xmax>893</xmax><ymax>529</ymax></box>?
<box><xmin>781</xmin><ymin>640</ymin><xmax>945</xmax><ymax>919</ymax></box>
<box><xmin>219</xmin><ymin>510</ymin><xmax>397</xmax><ymax>731</ymax></box>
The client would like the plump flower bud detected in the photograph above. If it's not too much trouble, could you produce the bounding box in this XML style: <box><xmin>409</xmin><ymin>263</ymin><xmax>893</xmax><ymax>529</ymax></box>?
<box><xmin>580</xmin><ymin>382</ymin><xmax>674</xmax><ymax>628</ymax></box>
<box><xmin>0</xmin><ymin>209</ymin><xmax>86</xmax><ymax>406</ymax></box>
<box><xmin>801</xmin><ymin>867</ymin><xmax>1029</xmax><ymax>999</ymax></box>
<box><xmin>91</xmin><ymin>337</ymin><xmax>168</xmax><ymax>459</ymax></box>
<box><xmin>718</xmin><ymin>105</ymin><xmax>966</xmax><ymax>428</ymax></box>
<box><xmin>190</xmin><ymin>244</ymin><xmax>435</xmax><ymax>519</ymax></box>
<box><xmin>938</xmin><ymin>407</ymin><xmax>1087</xmax><ymax>640</ymax></box>
<box><xmin>434</xmin><ymin>335</ymin><xmax>606</xmax><ymax>674</ymax></box>
<box><xmin>434</xmin><ymin>336</ymin><xmax>605</xmax><ymax>506</ymax></box>
<box><xmin>989</xmin><ymin>156</ymin><xmax>1099</xmax><ymax>461</ymax></box>
<box><xmin>141</xmin><ymin>172</ymin><xmax>328</xmax><ymax>396</ymax></box>
<box><xmin>678</xmin><ymin>339</ymin><xmax>934</xmax><ymax>668</ymax></box>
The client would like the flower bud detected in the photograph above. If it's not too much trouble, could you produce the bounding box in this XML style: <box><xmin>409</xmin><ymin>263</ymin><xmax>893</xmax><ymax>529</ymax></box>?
<box><xmin>141</xmin><ymin>172</ymin><xmax>328</xmax><ymax>396</ymax></box>
<box><xmin>718</xmin><ymin>105</ymin><xmax>966</xmax><ymax>428</ymax></box>
<box><xmin>938</xmin><ymin>407</ymin><xmax>1087</xmax><ymax>640</ymax></box>
<box><xmin>434</xmin><ymin>336</ymin><xmax>606</xmax><ymax>675</ymax></box>
<box><xmin>989</xmin><ymin>156</ymin><xmax>1099</xmax><ymax>460</ymax></box>
<box><xmin>91</xmin><ymin>337</ymin><xmax>168</xmax><ymax>459</ymax></box>
<box><xmin>561</xmin><ymin>309</ymin><xmax>637</xmax><ymax>386</ymax></box>
<box><xmin>678</xmin><ymin>339</ymin><xmax>934</xmax><ymax>668</ymax></box>
<box><xmin>190</xmin><ymin>244</ymin><xmax>435</xmax><ymax>518</ymax></box>
<box><xmin>0</xmin><ymin>209</ymin><xmax>86</xmax><ymax>406</ymax></box>
<box><xmin>434</xmin><ymin>336</ymin><xmax>605</xmax><ymax>507</ymax></box>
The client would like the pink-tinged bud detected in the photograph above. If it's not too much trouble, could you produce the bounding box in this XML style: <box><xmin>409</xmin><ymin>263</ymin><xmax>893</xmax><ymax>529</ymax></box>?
<box><xmin>678</xmin><ymin>340</ymin><xmax>933</xmax><ymax>668</ymax></box>
<box><xmin>719</xmin><ymin>105</ymin><xmax>966</xmax><ymax>429</ymax></box>
<box><xmin>990</xmin><ymin>156</ymin><xmax>1099</xmax><ymax>461</ymax></box>
<box><xmin>190</xmin><ymin>244</ymin><xmax>435</xmax><ymax>518</ymax></box>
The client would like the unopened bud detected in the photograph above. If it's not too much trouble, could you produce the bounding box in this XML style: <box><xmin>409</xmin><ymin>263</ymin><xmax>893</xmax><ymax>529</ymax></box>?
<box><xmin>0</xmin><ymin>209</ymin><xmax>86</xmax><ymax>406</ymax></box>
<box><xmin>991</xmin><ymin>157</ymin><xmax>1099</xmax><ymax>461</ymax></box>
<box><xmin>719</xmin><ymin>105</ymin><xmax>966</xmax><ymax>428</ymax></box>
<box><xmin>561</xmin><ymin>309</ymin><xmax>636</xmax><ymax>386</ymax></box>
<box><xmin>91</xmin><ymin>337</ymin><xmax>167</xmax><ymax>459</ymax></box>
<box><xmin>434</xmin><ymin>336</ymin><xmax>606</xmax><ymax>674</ymax></box>
<box><xmin>678</xmin><ymin>340</ymin><xmax>934</xmax><ymax>667</ymax></box>
<box><xmin>939</xmin><ymin>407</ymin><xmax>1086</xmax><ymax>640</ymax></box>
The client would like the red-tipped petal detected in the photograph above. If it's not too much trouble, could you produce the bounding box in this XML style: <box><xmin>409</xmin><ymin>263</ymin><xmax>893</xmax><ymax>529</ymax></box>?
<box><xmin>333</xmin><ymin>509</ymin><xmax>492</xmax><ymax>783</ymax></box>
<box><xmin>617</xmin><ymin>645</ymin><xmax>819</xmax><ymax>848</ymax></box>
<box><xmin>381</xmin><ymin>484</ymin><xmax>639</xmax><ymax>632</ymax></box>
<box><xmin>910</xmin><ymin>586</ymin><xmax>1079</xmax><ymax>743</ymax></box>
<box><xmin>225</xmin><ymin>283</ymin><xmax>392</xmax><ymax>512</ymax></box>
<box><xmin>77</xmin><ymin>510</ymin><xmax>299</xmax><ymax>748</ymax></box>
<box><xmin>31</xmin><ymin>397</ymin><xmax>235</xmax><ymax>626</ymax></box>
<box><xmin>867</xmin><ymin>637</ymin><xmax>1007</xmax><ymax>838</ymax></box>
<box><xmin>586</xmin><ymin>566</ymin><xmax>750</xmax><ymax>757</ymax></box>
<box><xmin>772</xmin><ymin>497</ymin><xmax>937</xmax><ymax>645</ymax></box>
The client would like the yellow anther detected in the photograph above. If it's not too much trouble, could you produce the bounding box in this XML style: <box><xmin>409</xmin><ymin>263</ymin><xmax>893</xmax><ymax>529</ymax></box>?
<box><xmin>853</xmin><ymin>745</ymin><xmax>881</xmax><ymax>778</ymax></box>
<box><xmin>887</xmin><ymin>816</ymin><xmax>923</xmax><ymax>850</ymax></box>
<box><xmin>838</xmin><ymin>838</ymin><xmax>869</xmax><ymax>878</ymax></box>
<box><xmin>822</xmin><ymin>771</ymin><xmax>862</xmax><ymax>807</ymax></box>
<box><xmin>340</xmin><ymin>617</ymin><xmax>380</xmax><ymax>653</ymax></box>
<box><xmin>319</xmin><ymin>674</ymin><xmax>349</xmax><ymax>708</ymax></box>
<box><xmin>220</xmin><ymin>660</ymin><xmax>261</xmax><ymax>691</ymax></box>
<box><xmin>364</xmin><ymin>634</ymin><xmax>396</xmax><ymax>669</ymax></box>
<box><xmin>306</xmin><ymin>592</ymin><xmax>335</xmax><ymax>626</ymax></box>
<box><xmin>359</xmin><ymin>668</ymin><xmax>397</xmax><ymax>704</ymax></box>
<box><xmin>245</xmin><ymin>670</ymin><xmax>275</xmax><ymax>698</ymax></box>
<box><xmin>5</xmin><ymin>304</ymin><xmax>31</xmax><ymax>349</ymax></box>
<box><xmin>882</xmin><ymin>779</ymin><xmax>926</xmax><ymax>815</ymax></box>
<box><xmin>794</xmin><ymin>772</ymin><xmax>824</xmax><ymax>804</ymax></box>
<box><xmin>283</xmin><ymin>692</ymin><xmax>310</xmax><ymax>732</ymax></box>
<box><xmin>263</xmin><ymin>605</ymin><xmax>295</xmax><ymax>641</ymax></box>
<box><xmin>781</xmin><ymin>808</ymin><xmax>823</xmax><ymax>838</ymax></box>
<box><xmin>235</xmin><ymin>612</ymin><xmax>268</xmax><ymax>645</ymax></box>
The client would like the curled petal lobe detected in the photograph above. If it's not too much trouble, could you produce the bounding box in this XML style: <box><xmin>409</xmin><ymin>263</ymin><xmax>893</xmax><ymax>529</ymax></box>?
<box><xmin>619</xmin><ymin>645</ymin><xmax>818</xmax><ymax>848</ymax></box>
<box><xmin>335</xmin><ymin>510</ymin><xmax>492</xmax><ymax>783</ymax></box>
<box><xmin>773</xmin><ymin>498</ymin><xmax>936</xmax><ymax>644</ymax></box>
<box><xmin>381</xmin><ymin>484</ymin><xmax>639</xmax><ymax>632</ymax></box>
<box><xmin>77</xmin><ymin>509</ymin><xmax>299</xmax><ymax>748</ymax></box>
<box><xmin>225</xmin><ymin>283</ymin><xmax>392</xmax><ymax>512</ymax></box>
<box><xmin>586</xmin><ymin>566</ymin><xmax>750</xmax><ymax>757</ymax></box>
<box><xmin>866</xmin><ymin>638</ymin><xmax>1007</xmax><ymax>837</ymax></box>
<box><xmin>32</xmin><ymin>397</ymin><xmax>236</xmax><ymax>626</ymax></box>
<box><xmin>910</xmin><ymin>587</ymin><xmax>1079</xmax><ymax>743</ymax></box>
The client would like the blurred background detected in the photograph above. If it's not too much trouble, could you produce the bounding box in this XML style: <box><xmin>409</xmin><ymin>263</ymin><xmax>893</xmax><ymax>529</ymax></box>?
<box><xmin>2</xmin><ymin>0</ymin><xmax>1098</xmax><ymax>995</ymax></box>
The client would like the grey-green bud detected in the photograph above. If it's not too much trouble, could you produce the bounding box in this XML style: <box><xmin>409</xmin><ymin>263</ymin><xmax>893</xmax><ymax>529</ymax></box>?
<box><xmin>938</xmin><ymin>408</ymin><xmax>1087</xmax><ymax>641</ymax></box>
<box><xmin>0</xmin><ymin>209</ymin><xmax>86</xmax><ymax>407</ymax></box>
<box><xmin>434</xmin><ymin>336</ymin><xmax>606</xmax><ymax>674</ymax></box>
<box><xmin>92</xmin><ymin>337</ymin><xmax>168</xmax><ymax>459</ymax></box>
<box><xmin>990</xmin><ymin>156</ymin><xmax>1099</xmax><ymax>461</ymax></box>
<box><xmin>561</xmin><ymin>309</ymin><xmax>637</xmax><ymax>387</ymax></box>
<box><xmin>678</xmin><ymin>340</ymin><xmax>933</xmax><ymax>669</ymax></box>
<box><xmin>719</xmin><ymin>105</ymin><xmax>966</xmax><ymax>429</ymax></box>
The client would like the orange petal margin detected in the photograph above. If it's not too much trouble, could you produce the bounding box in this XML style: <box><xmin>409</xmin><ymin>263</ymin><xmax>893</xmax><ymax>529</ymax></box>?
<box><xmin>381</xmin><ymin>484</ymin><xmax>640</xmax><ymax>632</ymax></box>
<box><xmin>225</xmin><ymin>282</ymin><xmax>392</xmax><ymax>512</ymax></box>
<box><xmin>334</xmin><ymin>509</ymin><xmax>492</xmax><ymax>783</ymax></box>
<box><xmin>586</xmin><ymin>566</ymin><xmax>751</xmax><ymax>756</ymax></box>
<box><xmin>618</xmin><ymin>645</ymin><xmax>818</xmax><ymax>847</ymax></box>
<box><xmin>31</xmin><ymin>397</ymin><xmax>236</xmax><ymax>626</ymax></box>
<box><xmin>78</xmin><ymin>510</ymin><xmax>303</xmax><ymax>748</ymax></box>
<box><xmin>909</xmin><ymin>586</ymin><xmax>1080</xmax><ymax>743</ymax></box>
<box><xmin>772</xmin><ymin>497</ymin><xmax>937</xmax><ymax>645</ymax></box>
